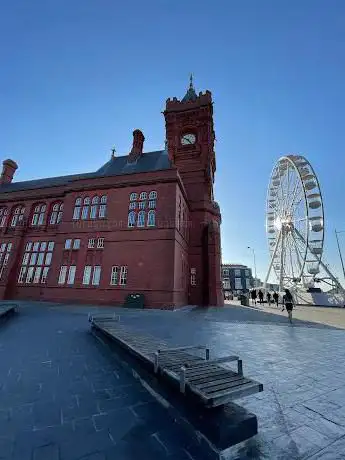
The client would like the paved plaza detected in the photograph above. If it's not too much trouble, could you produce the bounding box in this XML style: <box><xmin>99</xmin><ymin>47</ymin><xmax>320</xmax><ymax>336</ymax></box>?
<box><xmin>1</xmin><ymin>302</ymin><xmax>345</xmax><ymax>459</ymax></box>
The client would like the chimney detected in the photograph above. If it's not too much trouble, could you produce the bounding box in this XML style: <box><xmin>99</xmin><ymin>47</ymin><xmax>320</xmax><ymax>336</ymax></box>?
<box><xmin>0</xmin><ymin>159</ymin><xmax>18</xmax><ymax>184</ymax></box>
<box><xmin>128</xmin><ymin>129</ymin><xmax>145</xmax><ymax>163</ymax></box>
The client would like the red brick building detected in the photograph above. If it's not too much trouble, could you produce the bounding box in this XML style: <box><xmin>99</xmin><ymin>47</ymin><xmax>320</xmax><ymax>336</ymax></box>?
<box><xmin>0</xmin><ymin>80</ymin><xmax>223</xmax><ymax>308</ymax></box>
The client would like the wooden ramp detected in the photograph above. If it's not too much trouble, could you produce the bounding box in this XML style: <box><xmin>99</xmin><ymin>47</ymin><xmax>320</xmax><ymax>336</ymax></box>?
<box><xmin>89</xmin><ymin>314</ymin><xmax>263</xmax><ymax>408</ymax></box>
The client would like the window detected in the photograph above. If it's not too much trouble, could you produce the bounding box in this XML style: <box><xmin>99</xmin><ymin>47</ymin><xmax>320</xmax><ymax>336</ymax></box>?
<box><xmin>99</xmin><ymin>195</ymin><xmax>107</xmax><ymax>218</ymax></box>
<box><xmin>129</xmin><ymin>202</ymin><xmax>136</xmax><ymax>210</ymax></box>
<box><xmin>235</xmin><ymin>277</ymin><xmax>242</xmax><ymax>290</ymax></box>
<box><xmin>190</xmin><ymin>268</ymin><xmax>196</xmax><ymax>286</ymax></box>
<box><xmin>92</xmin><ymin>266</ymin><xmax>101</xmax><ymax>285</ymax></box>
<box><xmin>130</xmin><ymin>193</ymin><xmax>137</xmax><ymax>201</ymax></box>
<box><xmin>149</xmin><ymin>191</ymin><xmax>157</xmax><ymax>200</ymax></box>
<box><xmin>119</xmin><ymin>266</ymin><xmax>128</xmax><ymax>286</ymax></box>
<box><xmin>97</xmin><ymin>238</ymin><xmax>104</xmax><ymax>249</ymax></box>
<box><xmin>137</xmin><ymin>211</ymin><xmax>145</xmax><ymax>227</ymax></box>
<box><xmin>0</xmin><ymin>242</ymin><xmax>12</xmax><ymax>280</ymax></box>
<box><xmin>147</xmin><ymin>210</ymin><xmax>155</xmax><ymax>227</ymax></box>
<box><xmin>139</xmin><ymin>192</ymin><xmax>147</xmax><ymax>200</ymax></box>
<box><xmin>234</xmin><ymin>269</ymin><xmax>241</xmax><ymax>277</ymax></box>
<box><xmin>223</xmin><ymin>268</ymin><xmax>229</xmax><ymax>277</ymax></box>
<box><xmin>58</xmin><ymin>266</ymin><xmax>68</xmax><ymax>284</ymax></box>
<box><xmin>0</xmin><ymin>208</ymin><xmax>8</xmax><ymax>227</ymax></box>
<box><xmin>72</xmin><ymin>239</ymin><xmax>81</xmax><ymax>250</ymax></box>
<box><xmin>10</xmin><ymin>206</ymin><xmax>25</xmax><ymax>227</ymax></box>
<box><xmin>88</xmin><ymin>238</ymin><xmax>95</xmax><ymax>249</ymax></box>
<box><xmin>148</xmin><ymin>200</ymin><xmax>156</xmax><ymax>209</ymax></box>
<box><xmin>81</xmin><ymin>197</ymin><xmax>90</xmax><ymax>220</ymax></box>
<box><xmin>110</xmin><ymin>266</ymin><xmax>119</xmax><ymax>285</ymax></box>
<box><xmin>223</xmin><ymin>280</ymin><xmax>231</xmax><ymax>289</ymax></box>
<box><xmin>73</xmin><ymin>198</ymin><xmax>82</xmax><ymax>220</ymax></box>
<box><xmin>90</xmin><ymin>196</ymin><xmax>99</xmax><ymax>219</ymax></box>
<box><xmin>49</xmin><ymin>202</ymin><xmax>63</xmax><ymax>225</ymax></box>
<box><xmin>245</xmin><ymin>269</ymin><xmax>250</xmax><ymax>277</ymax></box>
<box><xmin>65</xmin><ymin>239</ymin><xmax>72</xmax><ymax>250</ymax></box>
<box><xmin>31</xmin><ymin>204</ymin><xmax>46</xmax><ymax>226</ymax></box>
<box><xmin>83</xmin><ymin>266</ymin><xmax>92</xmax><ymax>285</ymax></box>
<box><xmin>245</xmin><ymin>278</ymin><xmax>251</xmax><ymax>289</ymax></box>
<box><xmin>138</xmin><ymin>201</ymin><xmax>146</xmax><ymax>210</ymax></box>
<box><xmin>83</xmin><ymin>265</ymin><xmax>101</xmax><ymax>286</ymax></box>
<box><xmin>128</xmin><ymin>211</ymin><xmax>136</xmax><ymax>228</ymax></box>
<box><xmin>67</xmin><ymin>266</ymin><xmax>76</xmax><ymax>285</ymax></box>
<box><xmin>18</xmin><ymin>240</ymin><xmax>54</xmax><ymax>284</ymax></box>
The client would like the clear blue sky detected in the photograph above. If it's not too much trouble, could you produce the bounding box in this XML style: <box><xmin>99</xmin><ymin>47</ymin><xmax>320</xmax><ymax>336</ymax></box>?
<box><xmin>1</xmin><ymin>0</ymin><xmax>345</xmax><ymax>283</ymax></box>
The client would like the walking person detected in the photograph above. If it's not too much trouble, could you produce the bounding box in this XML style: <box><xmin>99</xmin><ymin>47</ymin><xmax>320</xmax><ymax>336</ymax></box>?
<box><xmin>250</xmin><ymin>289</ymin><xmax>257</xmax><ymax>306</ymax></box>
<box><xmin>282</xmin><ymin>288</ymin><xmax>294</xmax><ymax>324</ymax></box>
<box><xmin>273</xmin><ymin>291</ymin><xmax>279</xmax><ymax>308</ymax></box>
<box><xmin>266</xmin><ymin>291</ymin><xmax>271</xmax><ymax>306</ymax></box>
<box><xmin>258</xmin><ymin>290</ymin><xmax>264</xmax><ymax>305</ymax></box>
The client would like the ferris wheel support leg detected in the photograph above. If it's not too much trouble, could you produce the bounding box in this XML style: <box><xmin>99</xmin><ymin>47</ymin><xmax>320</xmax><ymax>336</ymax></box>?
<box><xmin>294</xmin><ymin>228</ymin><xmax>345</xmax><ymax>292</ymax></box>
<box><xmin>279</xmin><ymin>232</ymin><xmax>285</xmax><ymax>292</ymax></box>
<box><xmin>290</xmin><ymin>231</ymin><xmax>308</xmax><ymax>288</ymax></box>
<box><xmin>264</xmin><ymin>230</ymin><xmax>282</xmax><ymax>290</ymax></box>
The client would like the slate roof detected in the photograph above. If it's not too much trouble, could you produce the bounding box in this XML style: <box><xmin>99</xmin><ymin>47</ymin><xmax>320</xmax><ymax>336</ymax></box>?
<box><xmin>0</xmin><ymin>150</ymin><xmax>172</xmax><ymax>194</ymax></box>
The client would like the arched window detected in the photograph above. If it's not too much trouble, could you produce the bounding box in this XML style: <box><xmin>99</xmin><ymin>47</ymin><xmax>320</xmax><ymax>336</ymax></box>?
<box><xmin>0</xmin><ymin>207</ymin><xmax>8</xmax><ymax>228</ymax></box>
<box><xmin>90</xmin><ymin>196</ymin><xmax>99</xmax><ymax>219</ymax></box>
<box><xmin>137</xmin><ymin>211</ymin><xmax>145</xmax><ymax>227</ymax></box>
<box><xmin>139</xmin><ymin>192</ymin><xmax>147</xmax><ymax>200</ymax></box>
<box><xmin>130</xmin><ymin>193</ymin><xmax>137</xmax><ymax>202</ymax></box>
<box><xmin>99</xmin><ymin>195</ymin><xmax>107</xmax><ymax>218</ymax></box>
<box><xmin>73</xmin><ymin>198</ymin><xmax>82</xmax><ymax>220</ymax></box>
<box><xmin>128</xmin><ymin>211</ymin><xmax>136</xmax><ymax>228</ymax></box>
<box><xmin>10</xmin><ymin>206</ymin><xmax>25</xmax><ymax>227</ymax></box>
<box><xmin>31</xmin><ymin>204</ymin><xmax>46</xmax><ymax>226</ymax></box>
<box><xmin>149</xmin><ymin>191</ymin><xmax>157</xmax><ymax>200</ymax></box>
<box><xmin>49</xmin><ymin>202</ymin><xmax>63</xmax><ymax>225</ymax></box>
<box><xmin>147</xmin><ymin>210</ymin><xmax>156</xmax><ymax>227</ymax></box>
<box><xmin>81</xmin><ymin>197</ymin><xmax>90</xmax><ymax>220</ymax></box>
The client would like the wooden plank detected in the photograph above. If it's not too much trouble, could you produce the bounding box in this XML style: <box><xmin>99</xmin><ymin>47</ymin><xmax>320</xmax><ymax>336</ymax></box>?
<box><xmin>185</xmin><ymin>355</ymin><xmax>239</xmax><ymax>369</ymax></box>
<box><xmin>201</xmin><ymin>377</ymin><xmax>251</xmax><ymax>394</ymax></box>
<box><xmin>158</xmin><ymin>345</ymin><xmax>206</xmax><ymax>353</ymax></box>
<box><xmin>197</xmin><ymin>374</ymin><xmax>246</xmax><ymax>391</ymax></box>
<box><xmin>184</xmin><ymin>365</ymin><xmax>227</xmax><ymax>377</ymax></box>
<box><xmin>206</xmin><ymin>382</ymin><xmax>263</xmax><ymax>407</ymax></box>
<box><xmin>188</xmin><ymin>369</ymin><xmax>237</xmax><ymax>384</ymax></box>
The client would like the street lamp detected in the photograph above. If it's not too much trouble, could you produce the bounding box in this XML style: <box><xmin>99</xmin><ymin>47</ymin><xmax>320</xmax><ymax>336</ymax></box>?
<box><xmin>335</xmin><ymin>229</ymin><xmax>345</xmax><ymax>283</ymax></box>
<box><xmin>247</xmin><ymin>246</ymin><xmax>257</xmax><ymax>288</ymax></box>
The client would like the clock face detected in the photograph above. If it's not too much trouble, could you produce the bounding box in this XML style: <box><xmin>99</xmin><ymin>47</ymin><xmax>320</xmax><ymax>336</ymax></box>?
<box><xmin>181</xmin><ymin>133</ymin><xmax>196</xmax><ymax>145</ymax></box>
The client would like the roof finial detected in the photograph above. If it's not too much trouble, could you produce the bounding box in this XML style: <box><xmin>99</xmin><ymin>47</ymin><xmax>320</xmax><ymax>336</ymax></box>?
<box><xmin>111</xmin><ymin>146</ymin><xmax>116</xmax><ymax>159</ymax></box>
<box><xmin>189</xmin><ymin>73</ymin><xmax>194</xmax><ymax>90</ymax></box>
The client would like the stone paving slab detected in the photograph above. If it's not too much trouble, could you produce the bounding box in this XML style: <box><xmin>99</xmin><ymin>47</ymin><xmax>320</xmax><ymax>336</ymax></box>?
<box><xmin>1</xmin><ymin>301</ymin><xmax>345</xmax><ymax>459</ymax></box>
<box><xmin>0</xmin><ymin>302</ymin><xmax>206</xmax><ymax>460</ymax></box>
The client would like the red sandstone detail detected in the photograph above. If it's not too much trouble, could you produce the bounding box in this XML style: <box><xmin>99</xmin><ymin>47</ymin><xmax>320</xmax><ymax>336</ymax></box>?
<box><xmin>1</xmin><ymin>159</ymin><xmax>18</xmax><ymax>184</ymax></box>
<box><xmin>128</xmin><ymin>129</ymin><xmax>145</xmax><ymax>163</ymax></box>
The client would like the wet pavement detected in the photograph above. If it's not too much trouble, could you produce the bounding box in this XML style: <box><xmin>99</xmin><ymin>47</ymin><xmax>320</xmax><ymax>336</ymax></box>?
<box><xmin>1</xmin><ymin>302</ymin><xmax>345</xmax><ymax>459</ymax></box>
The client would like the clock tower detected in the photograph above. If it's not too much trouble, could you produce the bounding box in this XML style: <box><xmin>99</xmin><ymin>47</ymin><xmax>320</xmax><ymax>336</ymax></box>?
<box><xmin>164</xmin><ymin>77</ymin><xmax>224</xmax><ymax>307</ymax></box>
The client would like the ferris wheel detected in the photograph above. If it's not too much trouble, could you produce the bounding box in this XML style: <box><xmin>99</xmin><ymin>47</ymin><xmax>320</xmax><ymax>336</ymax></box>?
<box><xmin>265</xmin><ymin>154</ymin><xmax>341</xmax><ymax>291</ymax></box>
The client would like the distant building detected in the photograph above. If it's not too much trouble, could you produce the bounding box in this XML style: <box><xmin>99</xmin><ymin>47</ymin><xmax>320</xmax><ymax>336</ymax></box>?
<box><xmin>221</xmin><ymin>264</ymin><xmax>253</xmax><ymax>294</ymax></box>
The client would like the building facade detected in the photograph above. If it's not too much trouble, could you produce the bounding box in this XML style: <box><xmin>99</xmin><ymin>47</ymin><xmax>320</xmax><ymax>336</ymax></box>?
<box><xmin>0</xmin><ymin>80</ymin><xmax>223</xmax><ymax>309</ymax></box>
<box><xmin>221</xmin><ymin>264</ymin><xmax>254</xmax><ymax>295</ymax></box>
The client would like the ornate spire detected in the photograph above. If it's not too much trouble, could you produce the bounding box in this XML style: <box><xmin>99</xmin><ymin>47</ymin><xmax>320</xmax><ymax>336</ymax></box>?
<box><xmin>111</xmin><ymin>146</ymin><xmax>116</xmax><ymax>159</ymax></box>
<box><xmin>182</xmin><ymin>73</ymin><xmax>197</xmax><ymax>102</ymax></box>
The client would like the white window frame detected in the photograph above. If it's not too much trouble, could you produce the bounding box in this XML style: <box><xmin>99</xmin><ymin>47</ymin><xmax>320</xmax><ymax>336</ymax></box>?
<box><xmin>128</xmin><ymin>211</ymin><xmax>136</xmax><ymax>228</ymax></box>
<box><xmin>82</xmin><ymin>266</ymin><xmax>92</xmax><ymax>285</ymax></box>
<box><xmin>119</xmin><ymin>266</ymin><xmax>127</xmax><ymax>286</ymax></box>
<box><xmin>88</xmin><ymin>238</ymin><xmax>95</xmax><ymax>249</ymax></box>
<box><xmin>72</xmin><ymin>239</ymin><xmax>81</xmax><ymax>250</ymax></box>
<box><xmin>67</xmin><ymin>266</ymin><xmax>76</xmax><ymax>285</ymax></box>
<box><xmin>129</xmin><ymin>193</ymin><xmax>137</xmax><ymax>201</ymax></box>
<box><xmin>18</xmin><ymin>266</ymin><xmax>27</xmax><ymax>283</ymax></box>
<box><xmin>65</xmin><ymin>239</ymin><xmax>72</xmax><ymax>250</ymax></box>
<box><xmin>137</xmin><ymin>211</ymin><xmax>145</xmax><ymax>228</ymax></box>
<box><xmin>97</xmin><ymin>238</ymin><xmax>104</xmax><ymax>249</ymax></box>
<box><xmin>92</xmin><ymin>266</ymin><xmax>101</xmax><ymax>286</ymax></box>
<box><xmin>33</xmin><ymin>266</ymin><xmax>42</xmax><ymax>284</ymax></box>
<box><xmin>110</xmin><ymin>266</ymin><xmax>119</xmax><ymax>286</ymax></box>
<box><xmin>58</xmin><ymin>266</ymin><xmax>68</xmax><ymax>285</ymax></box>
<box><xmin>147</xmin><ymin>210</ymin><xmax>155</xmax><ymax>227</ymax></box>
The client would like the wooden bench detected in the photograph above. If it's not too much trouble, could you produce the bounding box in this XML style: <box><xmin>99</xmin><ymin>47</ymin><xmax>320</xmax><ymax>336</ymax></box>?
<box><xmin>0</xmin><ymin>303</ymin><xmax>17</xmax><ymax>319</ymax></box>
<box><xmin>89</xmin><ymin>314</ymin><xmax>263</xmax><ymax>408</ymax></box>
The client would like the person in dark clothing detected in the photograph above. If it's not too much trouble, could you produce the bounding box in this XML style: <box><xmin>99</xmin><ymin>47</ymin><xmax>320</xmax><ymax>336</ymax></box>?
<box><xmin>258</xmin><ymin>290</ymin><xmax>264</xmax><ymax>304</ymax></box>
<box><xmin>250</xmin><ymin>289</ymin><xmax>257</xmax><ymax>305</ymax></box>
<box><xmin>273</xmin><ymin>291</ymin><xmax>279</xmax><ymax>307</ymax></box>
<box><xmin>283</xmin><ymin>288</ymin><xmax>294</xmax><ymax>323</ymax></box>
<box><xmin>266</xmin><ymin>291</ymin><xmax>272</xmax><ymax>306</ymax></box>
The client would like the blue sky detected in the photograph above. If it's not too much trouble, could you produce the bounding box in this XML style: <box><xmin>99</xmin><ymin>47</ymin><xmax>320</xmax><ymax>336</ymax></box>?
<box><xmin>1</xmin><ymin>0</ymin><xmax>345</xmax><ymax>282</ymax></box>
